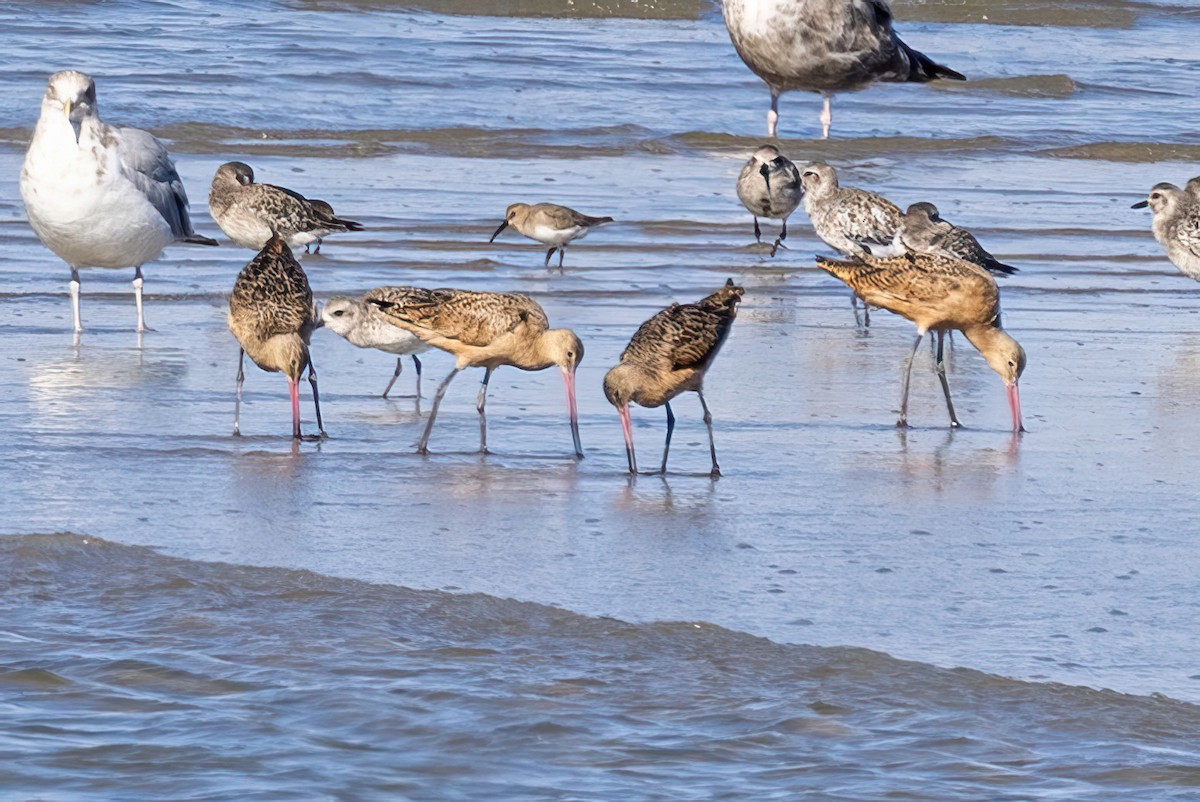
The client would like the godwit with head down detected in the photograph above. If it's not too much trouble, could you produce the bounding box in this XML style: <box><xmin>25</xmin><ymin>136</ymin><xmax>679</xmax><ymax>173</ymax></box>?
<box><xmin>860</xmin><ymin>202</ymin><xmax>1019</xmax><ymax>277</ymax></box>
<box><xmin>365</xmin><ymin>287</ymin><xmax>584</xmax><ymax>457</ymax></box>
<box><xmin>603</xmin><ymin>280</ymin><xmax>744</xmax><ymax>477</ymax></box>
<box><xmin>490</xmin><ymin>202</ymin><xmax>613</xmax><ymax>272</ymax></box>
<box><xmin>228</xmin><ymin>235</ymin><xmax>325</xmax><ymax>439</ymax></box>
<box><xmin>1133</xmin><ymin>183</ymin><xmax>1200</xmax><ymax>282</ymax></box>
<box><xmin>736</xmin><ymin>145</ymin><xmax>803</xmax><ymax>256</ymax></box>
<box><xmin>209</xmin><ymin>161</ymin><xmax>363</xmax><ymax>251</ymax></box>
<box><xmin>817</xmin><ymin>253</ymin><xmax>1026</xmax><ymax>431</ymax></box>
<box><xmin>721</xmin><ymin>0</ymin><xmax>965</xmax><ymax>139</ymax></box>
<box><xmin>20</xmin><ymin>70</ymin><xmax>218</xmax><ymax>334</ymax></box>
<box><xmin>321</xmin><ymin>296</ymin><xmax>429</xmax><ymax>398</ymax></box>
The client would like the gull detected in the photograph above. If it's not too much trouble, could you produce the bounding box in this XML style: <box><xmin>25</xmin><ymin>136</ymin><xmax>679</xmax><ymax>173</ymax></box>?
<box><xmin>736</xmin><ymin>145</ymin><xmax>803</xmax><ymax>256</ymax></box>
<box><xmin>722</xmin><ymin>0</ymin><xmax>965</xmax><ymax>138</ymax></box>
<box><xmin>604</xmin><ymin>280</ymin><xmax>744</xmax><ymax>476</ymax></box>
<box><xmin>489</xmin><ymin>202</ymin><xmax>613</xmax><ymax>272</ymax></box>
<box><xmin>20</xmin><ymin>70</ymin><xmax>218</xmax><ymax>333</ymax></box>
<box><xmin>1133</xmin><ymin>183</ymin><xmax>1200</xmax><ymax>281</ymax></box>
<box><xmin>208</xmin><ymin>161</ymin><xmax>364</xmax><ymax>251</ymax></box>
<box><xmin>321</xmin><ymin>296</ymin><xmax>429</xmax><ymax>398</ymax></box>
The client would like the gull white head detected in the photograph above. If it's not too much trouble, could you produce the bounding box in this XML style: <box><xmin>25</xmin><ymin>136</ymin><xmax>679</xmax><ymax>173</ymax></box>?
<box><xmin>43</xmin><ymin>70</ymin><xmax>97</xmax><ymax>143</ymax></box>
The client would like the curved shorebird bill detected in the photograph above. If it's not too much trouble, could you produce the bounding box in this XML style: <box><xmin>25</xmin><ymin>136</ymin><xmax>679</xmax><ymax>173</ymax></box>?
<box><xmin>1131</xmin><ymin>200</ymin><xmax>1149</xmax><ymax>209</ymax></box>
<box><xmin>617</xmin><ymin>403</ymin><xmax>636</xmax><ymax>474</ymax></box>
<box><xmin>562</xmin><ymin>366</ymin><xmax>583</xmax><ymax>458</ymax></box>
<box><xmin>489</xmin><ymin>220</ymin><xmax>509</xmax><ymax>242</ymax></box>
<box><xmin>1007</xmin><ymin>382</ymin><xmax>1024</xmax><ymax>433</ymax></box>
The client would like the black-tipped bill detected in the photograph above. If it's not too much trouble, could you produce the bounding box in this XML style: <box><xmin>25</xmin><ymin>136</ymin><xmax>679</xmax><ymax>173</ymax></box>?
<box><xmin>489</xmin><ymin>220</ymin><xmax>509</xmax><ymax>242</ymax></box>
<box><xmin>1131</xmin><ymin>200</ymin><xmax>1149</xmax><ymax>209</ymax></box>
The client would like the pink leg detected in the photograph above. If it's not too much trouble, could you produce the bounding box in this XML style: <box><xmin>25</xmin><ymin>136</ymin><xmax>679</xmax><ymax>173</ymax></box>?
<box><xmin>289</xmin><ymin>377</ymin><xmax>301</xmax><ymax>439</ymax></box>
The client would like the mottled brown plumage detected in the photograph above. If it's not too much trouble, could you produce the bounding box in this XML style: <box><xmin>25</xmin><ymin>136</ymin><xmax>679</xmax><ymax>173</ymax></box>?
<box><xmin>604</xmin><ymin>279</ymin><xmax>745</xmax><ymax>476</ymax></box>
<box><xmin>817</xmin><ymin>252</ymin><xmax>1025</xmax><ymax>431</ymax></box>
<box><xmin>364</xmin><ymin>287</ymin><xmax>584</xmax><ymax>457</ymax></box>
<box><xmin>227</xmin><ymin>236</ymin><xmax>324</xmax><ymax>439</ymax></box>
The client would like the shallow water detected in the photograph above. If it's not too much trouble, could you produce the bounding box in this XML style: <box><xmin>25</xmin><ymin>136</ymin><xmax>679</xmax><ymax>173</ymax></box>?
<box><xmin>2</xmin><ymin>0</ymin><xmax>1200</xmax><ymax>797</ymax></box>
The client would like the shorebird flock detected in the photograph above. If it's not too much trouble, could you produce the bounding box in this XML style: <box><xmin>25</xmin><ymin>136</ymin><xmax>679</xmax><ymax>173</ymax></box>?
<box><xmin>15</xmin><ymin>3</ymin><xmax>1195</xmax><ymax>474</ymax></box>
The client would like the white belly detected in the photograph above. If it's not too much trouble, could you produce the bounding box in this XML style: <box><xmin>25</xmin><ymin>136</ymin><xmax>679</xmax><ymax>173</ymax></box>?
<box><xmin>529</xmin><ymin>224</ymin><xmax>585</xmax><ymax>246</ymax></box>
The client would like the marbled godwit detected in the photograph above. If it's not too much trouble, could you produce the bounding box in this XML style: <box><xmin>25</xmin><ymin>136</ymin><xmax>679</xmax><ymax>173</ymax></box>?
<box><xmin>209</xmin><ymin>162</ymin><xmax>363</xmax><ymax>251</ymax></box>
<box><xmin>721</xmin><ymin>0</ymin><xmax>965</xmax><ymax>139</ymax></box>
<box><xmin>603</xmin><ymin>280</ymin><xmax>744</xmax><ymax>476</ymax></box>
<box><xmin>863</xmin><ymin>202</ymin><xmax>1018</xmax><ymax>276</ymax></box>
<box><xmin>228</xmin><ymin>235</ymin><xmax>325</xmax><ymax>439</ymax></box>
<box><xmin>736</xmin><ymin>145</ymin><xmax>803</xmax><ymax>256</ymax></box>
<box><xmin>816</xmin><ymin>253</ymin><xmax>1025</xmax><ymax>431</ymax></box>
<box><xmin>801</xmin><ymin>161</ymin><xmax>901</xmax><ymax>324</ymax></box>
<box><xmin>20</xmin><ymin>70</ymin><xmax>218</xmax><ymax>334</ymax></box>
<box><xmin>364</xmin><ymin>287</ymin><xmax>584</xmax><ymax>457</ymax></box>
<box><xmin>1133</xmin><ymin>183</ymin><xmax>1200</xmax><ymax>281</ymax></box>
<box><xmin>321</xmin><ymin>296</ymin><xmax>429</xmax><ymax>398</ymax></box>
<box><xmin>489</xmin><ymin>202</ymin><xmax>613</xmax><ymax>272</ymax></box>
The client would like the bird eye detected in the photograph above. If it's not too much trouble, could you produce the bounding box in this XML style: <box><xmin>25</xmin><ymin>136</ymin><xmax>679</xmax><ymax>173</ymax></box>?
<box><xmin>567</xmin><ymin>351</ymin><xmax>575</xmax><ymax>359</ymax></box>
<box><xmin>332</xmin><ymin>310</ymin><xmax>344</xmax><ymax>317</ymax></box>
<box><xmin>1008</xmin><ymin>360</ymin><xmax>1015</xmax><ymax>367</ymax></box>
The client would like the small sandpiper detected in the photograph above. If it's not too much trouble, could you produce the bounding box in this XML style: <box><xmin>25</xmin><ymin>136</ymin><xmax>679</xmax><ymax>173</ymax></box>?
<box><xmin>321</xmin><ymin>296</ymin><xmax>430</xmax><ymax>398</ymax></box>
<box><xmin>489</xmin><ymin>202</ymin><xmax>613</xmax><ymax>272</ymax></box>
<box><xmin>736</xmin><ymin>145</ymin><xmax>803</xmax><ymax>256</ymax></box>
<box><xmin>862</xmin><ymin>202</ymin><xmax>1018</xmax><ymax>276</ymax></box>
<box><xmin>1133</xmin><ymin>183</ymin><xmax>1200</xmax><ymax>282</ymax></box>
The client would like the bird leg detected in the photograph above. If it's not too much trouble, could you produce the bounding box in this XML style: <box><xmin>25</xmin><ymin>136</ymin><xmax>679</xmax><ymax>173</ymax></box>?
<box><xmin>820</xmin><ymin>93</ymin><xmax>832</xmax><ymax>140</ymax></box>
<box><xmin>753</xmin><ymin>217</ymin><xmax>762</xmax><ymax>244</ymax></box>
<box><xmin>382</xmin><ymin>357</ymin><xmax>403</xmax><ymax>398</ymax></box>
<box><xmin>767</xmin><ymin>91</ymin><xmax>780</xmax><ymax>138</ymax></box>
<box><xmin>897</xmin><ymin>334</ymin><xmax>924</xmax><ymax>428</ymax></box>
<box><xmin>307</xmin><ymin>357</ymin><xmax>327</xmax><ymax>438</ymax></box>
<box><xmin>558</xmin><ymin>247</ymin><xmax>565</xmax><ymax>273</ymax></box>
<box><xmin>544</xmin><ymin>247</ymin><xmax>556</xmax><ymax>269</ymax></box>
<box><xmin>69</xmin><ymin>266</ymin><xmax>82</xmax><ymax>334</ymax></box>
<box><xmin>418</xmin><ymin>368</ymin><xmax>461</xmax><ymax>454</ymax></box>
<box><xmin>697</xmin><ymin>391</ymin><xmax>720</xmax><ymax>477</ymax></box>
<box><xmin>132</xmin><ymin>265</ymin><xmax>150</xmax><ymax>333</ymax></box>
<box><xmin>412</xmin><ymin>355</ymin><xmax>423</xmax><ymax>398</ymax></box>
<box><xmin>234</xmin><ymin>348</ymin><xmax>245</xmax><ymax>437</ymax></box>
<box><xmin>314</xmin><ymin>238</ymin><xmax>323</xmax><ymax>255</ymax></box>
<box><xmin>618</xmin><ymin>403</ymin><xmax>637</xmax><ymax>474</ymax></box>
<box><xmin>935</xmin><ymin>331</ymin><xmax>961</xmax><ymax>428</ymax></box>
<box><xmin>851</xmin><ymin>291</ymin><xmax>870</xmax><ymax>328</ymax></box>
<box><xmin>771</xmin><ymin>218</ymin><xmax>789</xmax><ymax>257</ymax></box>
<box><xmin>659</xmin><ymin>401</ymin><xmax>675</xmax><ymax>474</ymax></box>
<box><xmin>476</xmin><ymin>367</ymin><xmax>493</xmax><ymax>454</ymax></box>
<box><xmin>289</xmin><ymin>377</ymin><xmax>301</xmax><ymax>440</ymax></box>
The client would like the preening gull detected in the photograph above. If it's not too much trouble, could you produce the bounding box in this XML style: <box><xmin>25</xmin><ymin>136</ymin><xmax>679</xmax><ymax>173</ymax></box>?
<box><xmin>19</xmin><ymin>70</ymin><xmax>218</xmax><ymax>334</ymax></box>
<box><xmin>722</xmin><ymin>0</ymin><xmax>966</xmax><ymax>138</ymax></box>
<box><xmin>208</xmin><ymin>162</ymin><xmax>364</xmax><ymax>252</ymax></box>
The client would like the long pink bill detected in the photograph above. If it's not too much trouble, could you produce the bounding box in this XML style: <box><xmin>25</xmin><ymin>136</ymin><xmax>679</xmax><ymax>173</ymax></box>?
<box><xmin>617</xmin><ymin>403</ymin><xmax>636</xmax><ymax>474</ymax></box>
<box><xmin>1007</xmin><ymin>382</ymin><xmax>1025</xmax><ymax>433</ymax></box>
<box><xmin>289</xmin><ymin>377</ymin><xmax>302</xmax><ymax>439</ymax></box>
<box><xmin>562</xmin><ymin>367</ymin><xmax>583</xmax><ymax>458</ymax></box>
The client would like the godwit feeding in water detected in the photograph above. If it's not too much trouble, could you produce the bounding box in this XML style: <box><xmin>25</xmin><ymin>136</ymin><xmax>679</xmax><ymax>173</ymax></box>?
<box><xmin>321</xmin><ymin>296</ymin><xmax>429</xmax><ymax>398</ymax></box>
<box><xmin>208</xmin><ymin>161</ymin><xmax>363</xmax><ymax>252</ymax></box>
<box><xmin>736</xmin><ymin>145</ymin><xmax>803</xmax><ymax>256</ymax></box>
<box><xmin>800</xmin><ymin>161</ymin><xmax>902</xmax><ymax>323</ymax></box>
<box><xmin>365</xmin><ymin>287</ymin><xmax>584</xmax><ymax>457</ymax></box>
<box><xmin>227</xmin><ymin>235</ymin><xmax>325</xmax><ymax>439</ymax></box>
<box><xmin>817</xmin><ymin>252</ymin><xmax>1026</xmax><ymax>431</ymax></box>
<box><xmin>859</xmin><ymin>202</ymin><xmax>1019</xmax><ymax>277</ymax></box>
<box><xmin>603</xmin><ymin>280</ymin><xmax>744</xmax><ymax>477</ymax></box>
<box><xmin>489</xmin><ymin>202</ymin><xmax>613</xmax><ymax>272</ymax></box>
<box><xmin>1132</xmin><ymin>183</ymin><xmax>1200</xmax><ymax>282</ymax></box>
<box><xmin>721</xmin><ymin>0</ymin><xmax>965</xmax><ymax>138</ymax></box>
<box><xmin>20</xmin><ymin>70</ymin><xmax>218</xmax><ymax>334</ymax></box>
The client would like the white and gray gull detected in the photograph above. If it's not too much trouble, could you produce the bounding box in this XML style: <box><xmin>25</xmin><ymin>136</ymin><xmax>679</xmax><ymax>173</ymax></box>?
<box><xmin>736</xmin><ymin>144</ymin><xmax>803</xmax><ymax>256</ymax></box>
<box><xmin>208</xmin><ymin>161</ymin><xmax>364</xmax><ymax>251</ymax></box>
<box><xmin>1133</xmin><ymin>183</ymin><xmax>1200</xmax><ymax>282</ymax></box>
<box><xmin>722</xmin><ymin>0</ymin><xmax>965</xmax><ymax>139</ymax></box>
<box><xmin>860</xmin><ymin>202</ymin><xmax>1018</xmax><ymax>276</ymax></box>
<box><xmin>20</xmin><ymin>70</ymin><xmax>218</xmax><ymax>333</ymax></box>
<box><xmin>321</xmin><ymin>296</ymin><xmax>430</xmax><ymax>398</ymax></box>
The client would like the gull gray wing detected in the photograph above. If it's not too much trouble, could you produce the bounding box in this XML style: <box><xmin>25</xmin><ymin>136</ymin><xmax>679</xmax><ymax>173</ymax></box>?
<box><xmin>111</xmin><ymin>123</ymin><xmax>208</xmax><ymax>242</ymax></box>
